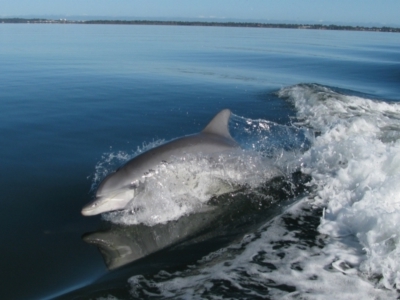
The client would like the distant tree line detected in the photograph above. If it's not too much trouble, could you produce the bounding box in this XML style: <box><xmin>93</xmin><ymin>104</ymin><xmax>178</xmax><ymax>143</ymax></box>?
<box><xmin>1</xmin><ymin>18</ymin><xmax>399</xmax><ymax>33</ymax></box>
<box><xmin>1</xmin><ymin>18</ymin><xmax>49</xmax><ymax>23</ymax></box>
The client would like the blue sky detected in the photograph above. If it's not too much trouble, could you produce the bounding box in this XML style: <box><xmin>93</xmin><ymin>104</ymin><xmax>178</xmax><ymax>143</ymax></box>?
<box><xmin>1</xmin><ymin>0</ymin><xmax>400</xmax><ymax>26</ymax></box>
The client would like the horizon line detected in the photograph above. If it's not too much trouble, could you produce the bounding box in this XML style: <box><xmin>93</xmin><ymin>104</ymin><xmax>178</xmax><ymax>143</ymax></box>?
<box><xmin>1</xmin><ymin>18</ymin><xmax>400</xmax><ymax>33</ymax></box>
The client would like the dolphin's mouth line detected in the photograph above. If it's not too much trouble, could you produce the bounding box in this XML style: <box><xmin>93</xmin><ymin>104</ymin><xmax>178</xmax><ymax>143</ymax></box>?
<box><xmin>82</xmin><ymin>197</ymin><xmax>106</xmax><ymax>211</ymax></box>
<box><xmin>89</xmin><ymin>195</ymin><xmax>132</xmax><ymax>207</ymax></box>
<box><xmin>81</xmin><ymin>190</ymin><xmax>135</xmax><ymax>216</ymax></box>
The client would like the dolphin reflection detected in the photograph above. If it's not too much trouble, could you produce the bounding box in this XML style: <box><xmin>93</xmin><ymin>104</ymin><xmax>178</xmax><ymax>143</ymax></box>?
<box><xmin>83</xmin><ymin>203</ymin><xmax>228</xmax><ymax>270</ymax></box>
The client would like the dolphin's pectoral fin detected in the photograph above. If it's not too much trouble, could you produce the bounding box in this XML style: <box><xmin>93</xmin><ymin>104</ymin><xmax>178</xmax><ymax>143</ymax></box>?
<box><xmin>202</xmin><ymin>109</ymin><xmax>234</xmax><ymax>140</ymax></box>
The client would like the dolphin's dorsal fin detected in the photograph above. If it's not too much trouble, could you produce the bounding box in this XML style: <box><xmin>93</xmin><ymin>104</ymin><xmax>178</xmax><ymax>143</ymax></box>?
<box><xmin>202</xmin><ymin>109</ymin><xmax>234</xmax><ymax>139</ymax></box>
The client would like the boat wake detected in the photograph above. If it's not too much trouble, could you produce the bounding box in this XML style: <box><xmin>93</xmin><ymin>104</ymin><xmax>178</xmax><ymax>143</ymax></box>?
<box><xmin>83</xmin><ymin>83</ymin><xmax>400</xmax><ymax>298</ymax></box>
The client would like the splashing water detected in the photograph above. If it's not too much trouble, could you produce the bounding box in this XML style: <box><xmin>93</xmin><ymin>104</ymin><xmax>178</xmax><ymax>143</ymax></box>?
<box><xmin>279</xmin><ymin>84</ymin><xmax>400</xmax><ymax>291</ymax></box>
<box><xmin>90</xmin><ymin>114</ymin><xmax>311</xmax><ymax>226</ymax></box>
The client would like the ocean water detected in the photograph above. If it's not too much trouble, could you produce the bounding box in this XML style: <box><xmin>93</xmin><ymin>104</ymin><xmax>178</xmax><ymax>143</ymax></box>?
<box><xmin>1</xmin><ymin>24</ymin><xmax>400</xmax><ymax>299</ymax></box>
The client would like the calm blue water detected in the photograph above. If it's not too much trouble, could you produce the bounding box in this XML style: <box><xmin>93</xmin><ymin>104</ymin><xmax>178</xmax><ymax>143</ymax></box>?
<box><xmin>1</xmin><ymin>24</ymin><xmax>400</xmax><ymax>299</ymax></box>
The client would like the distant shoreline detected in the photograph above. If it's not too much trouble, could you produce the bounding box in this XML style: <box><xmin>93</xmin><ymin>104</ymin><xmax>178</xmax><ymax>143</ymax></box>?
<box><xmin>1</xmin><ymin>18</ymin><xmax>399</xmax><ymax>33</ymax></box>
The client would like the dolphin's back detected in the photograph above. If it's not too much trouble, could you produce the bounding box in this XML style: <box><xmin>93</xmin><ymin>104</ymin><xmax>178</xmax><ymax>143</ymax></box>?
<box><xmin>123</xmin><ymin>108</ymin><xmax>238</xmax><ymax>175</ymax></box>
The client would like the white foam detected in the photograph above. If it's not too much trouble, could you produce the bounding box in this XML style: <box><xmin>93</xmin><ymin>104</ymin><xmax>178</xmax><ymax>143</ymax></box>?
<box><xmin>101</xmin><ymin>151</ymin><xmax>282</xmax><ymax>226</ymax></box>
<box><xmin>279</xmin><ymin>84</ymin><xmax>400</xmax><ymax>290</ymax></box>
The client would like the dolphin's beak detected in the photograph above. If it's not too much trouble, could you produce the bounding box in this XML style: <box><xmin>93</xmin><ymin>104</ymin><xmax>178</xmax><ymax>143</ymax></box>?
<box><xmin>81</xmin><ymin>190</ymin><xmax>134</xmax><ymax>216</ymax></box>
<box><xmin>81</xmin><ymin>197</ymin><xmax>105</xmax><ymax>216</ymax></box>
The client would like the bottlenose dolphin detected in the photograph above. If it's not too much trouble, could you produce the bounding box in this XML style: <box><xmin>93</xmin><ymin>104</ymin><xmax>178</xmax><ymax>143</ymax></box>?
<box><xmin>82</xmin><ymin>109</ymin><xmax>239</xmax><ymax>216</ymax></box>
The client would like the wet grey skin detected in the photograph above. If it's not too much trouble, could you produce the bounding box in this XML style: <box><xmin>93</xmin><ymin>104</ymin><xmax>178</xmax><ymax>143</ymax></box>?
<box><xmin>81</xmin><ymin>109</ymin><xmax>240</xmax><ymax>216</ymax></box>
